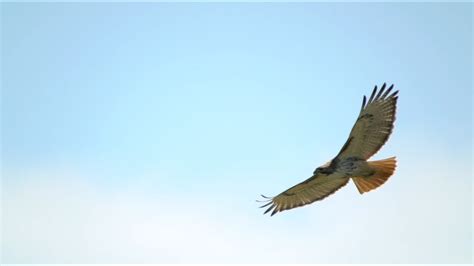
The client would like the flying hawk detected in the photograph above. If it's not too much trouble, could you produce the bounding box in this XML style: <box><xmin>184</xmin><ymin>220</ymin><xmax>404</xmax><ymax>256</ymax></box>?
<box><xmin>259</xmin><ymin>83</ymin><xmax>398</xmax><ymax>216</ymax></box>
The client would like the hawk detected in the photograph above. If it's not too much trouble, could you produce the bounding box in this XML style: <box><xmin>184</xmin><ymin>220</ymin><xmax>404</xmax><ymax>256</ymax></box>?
<box><xmin>259</xmin><ymin>83</ymin><xmax>398</xmax><ymax>216</ymax></box>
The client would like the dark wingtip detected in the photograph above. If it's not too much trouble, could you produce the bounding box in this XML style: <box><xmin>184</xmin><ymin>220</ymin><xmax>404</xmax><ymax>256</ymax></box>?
<box><xmin>382</xmin><ymin>84</ymin><xmax>394</xmax><ymax>99</ymax></box>
<box><xmin>271</xmin><ymin>208</ymin><xmax>278</xmax><ymax>216</ymax></box>
<box><xmin>360</xmin><ymin>95</ymin><xmax>367</xmax><ymax>111</ymax></box>
<box><xmin>376</xmin><ymin>83</ymin><xmax>386</xmax><ymax>100</ymax></box>
<box><xmin>368</xmin><ymin>85</ymin><xmax>377</xmax><ymax>104</ymax></box>
<box><xmin>390</xmin><ymin>89</ymin><xmax>399</xmax><ymax>98</ymax></box>
<box><xmin>264</xmin><ymin>204</ymin><xmax>275</xmax><ymax>215</ymax></box>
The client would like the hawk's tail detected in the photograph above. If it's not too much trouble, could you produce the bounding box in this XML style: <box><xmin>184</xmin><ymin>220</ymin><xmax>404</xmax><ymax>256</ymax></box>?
<box><xmin>352</xmin><ymin>157</ymin><xmax>397</xmax><ymax>194</ymax></box>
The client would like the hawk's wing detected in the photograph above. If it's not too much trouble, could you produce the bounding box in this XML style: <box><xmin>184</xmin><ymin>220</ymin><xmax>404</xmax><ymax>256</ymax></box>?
<box><xmin>259</xmin><ymin>173</ymin><xmax>350</xmax><ymax>216</ymax></box>
<box><xmin>336</xmin><ymin>83</ymin><xmax>398</xmax><ymax>160</ymax></box>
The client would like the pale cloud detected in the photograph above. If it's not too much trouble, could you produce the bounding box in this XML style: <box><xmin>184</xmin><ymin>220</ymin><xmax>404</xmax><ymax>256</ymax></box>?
<box><xmin>1</xmin><ymin>161</ymin><xmax>472</xmax><ymax>263</ymax></box>
<box><xmin>2</xmin><ymin>168</ymin><xmax>289</xmax><ymax>263</ymax></box>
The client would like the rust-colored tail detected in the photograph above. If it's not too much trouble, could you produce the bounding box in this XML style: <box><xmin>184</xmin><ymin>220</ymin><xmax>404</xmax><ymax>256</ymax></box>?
<box><xmin>352</xmin><ymin>157</ymin><xmax>397</xmax><ymax>194</ymax></box>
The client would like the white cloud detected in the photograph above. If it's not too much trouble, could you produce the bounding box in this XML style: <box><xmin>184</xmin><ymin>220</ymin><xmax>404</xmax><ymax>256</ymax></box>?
<box><xmin>1</xmin><ymin>161</ymin><xmax>472</xmax><ymax>263</ymax></box>
<box><xmin>2</xmin><ymin>167</ymin><xmax>286</xmax><ymax>263</ymax></box>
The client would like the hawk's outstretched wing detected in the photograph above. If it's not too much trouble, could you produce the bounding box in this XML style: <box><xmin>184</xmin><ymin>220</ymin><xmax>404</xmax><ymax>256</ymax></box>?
<box><xmin>336</xmin><ymin>83</ymin><xmax>398</xmax><ymax>160</ymax></box>
<box><xmin>259</xmin><ymin>173</ymin><xmax>350</xmax><ymax>216</ymax></box>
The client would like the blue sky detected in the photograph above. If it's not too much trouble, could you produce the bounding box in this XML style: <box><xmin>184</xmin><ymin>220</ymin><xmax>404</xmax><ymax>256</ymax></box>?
<box><xmin>1</xmin><ymin>3</ymin><xmax>472</xmax><ymax>263</ymax></box>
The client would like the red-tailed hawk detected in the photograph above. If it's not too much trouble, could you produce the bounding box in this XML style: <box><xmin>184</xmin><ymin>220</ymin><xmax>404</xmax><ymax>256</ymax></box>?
<box><xmin>259</xmin><ymin>83</ymin><xmax>398</xmax><ymax>216</ymax></box>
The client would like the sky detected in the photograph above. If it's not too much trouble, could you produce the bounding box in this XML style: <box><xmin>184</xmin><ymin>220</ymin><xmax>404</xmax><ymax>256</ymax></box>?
<box><xmin>1</xmin><ymin>2</ymin><xmax>472</xmax><ymax>264</ymax></box>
